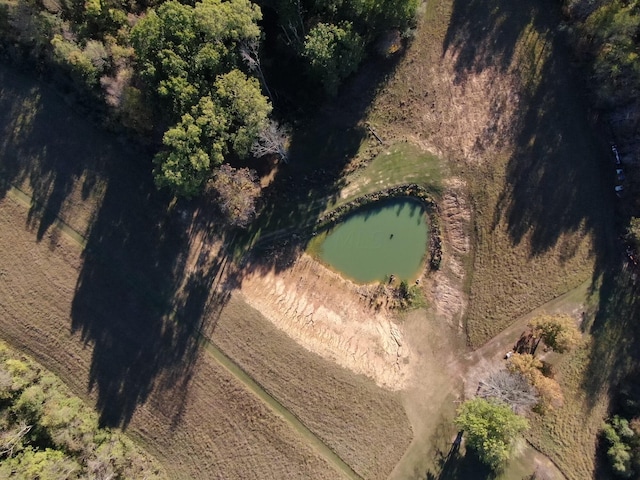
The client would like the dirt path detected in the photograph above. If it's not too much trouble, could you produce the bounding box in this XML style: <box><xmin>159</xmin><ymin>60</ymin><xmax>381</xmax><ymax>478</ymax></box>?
<box><xmin>389</xmin><ymin>280</ymin><xmax>589</xmax><ymax>479</ymax></box>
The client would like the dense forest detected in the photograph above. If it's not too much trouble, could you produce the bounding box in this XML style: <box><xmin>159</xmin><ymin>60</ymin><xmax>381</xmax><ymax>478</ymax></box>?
<box><xmin>0</xmin><ymin>0</ymin><xmax>416</xmax><ymax>225</ymax></box>
<box><xmin>0</xmin><ymin>341</ymin><xmax>165</xmax><ymax>479</ymax></box>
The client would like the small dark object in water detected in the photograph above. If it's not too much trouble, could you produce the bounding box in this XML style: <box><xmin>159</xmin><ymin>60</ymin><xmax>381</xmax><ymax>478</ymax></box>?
<box><xmin>390</xmin><ymin>234</ymin><xmax>394</xmax><ymax>239</ymax></box>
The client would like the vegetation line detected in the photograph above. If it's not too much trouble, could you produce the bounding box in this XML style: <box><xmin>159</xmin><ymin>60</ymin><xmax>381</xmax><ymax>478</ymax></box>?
<box><xmin>1</xmin><ymin>187</ymin><xmax>361</xmax><ymax>480</ymax></box>
<box><xmin>7</xmin><ymin>185</ymin><xmax>87</xmax><ymax>247</ymax></box>
<box><xmin>197</xmin><ymin>336</ymin><xmax>363</xmax><ymax>480</ymax></box>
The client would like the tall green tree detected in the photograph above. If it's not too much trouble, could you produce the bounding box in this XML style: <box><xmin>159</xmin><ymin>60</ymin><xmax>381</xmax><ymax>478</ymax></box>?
<box><xmin>454</xmin><ymin>398</ymin><xmax>529</xmax><ymax>470</ymax></box>
<box><xmin>130</xmin><ymin>0</ymin><xmax>262</xmax><ymax>112</ymax></box>
<box><xmin>214</xmin><ymin>69</ymin><xmax>271</xmax><ymax>156</ymax></box>
<box><xmin>154</xmin><ymin>96</ymin><xmax>228</xmax><ymax>197</ymax></box>
<box><xmin>153</xmin><ymin>70</ymin><xmax>270</xmax><ymax>197</ymax></box>
<box><xmin>303</xmin><ymin>21</ymin><xmax>364</xmax><ymax>96</ymax></box>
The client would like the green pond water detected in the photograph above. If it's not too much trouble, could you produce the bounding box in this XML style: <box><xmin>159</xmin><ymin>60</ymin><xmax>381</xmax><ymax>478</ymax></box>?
<box><xmin>318</xmin><ymin>199</ymin><xmax>429</xmax><ymax>283</ymax></box>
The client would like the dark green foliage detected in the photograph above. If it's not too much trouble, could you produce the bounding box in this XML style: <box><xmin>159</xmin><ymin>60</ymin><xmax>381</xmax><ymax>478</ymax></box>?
<box><xmin>153</xmin><ymin>96</ymin><xmax>227</xmax><ymax>197</ymax></box>
<box><xmin>303</xmin><ymin>21</ymin><xmax>364</xmax><ymax>96</ymax></box>
<box><xmin>153</xmin><ymin>70</ymin><xmax>270</xmax><ymax>197</ymax></box>
<box><xmin>130</xmin><ymin>0</ymin><xmax>262</xmax><ymax>112</ymax></box>
<box><xmin>0</xmin><ymin>342</ymin><xmax>165</xmax><ymax>479</ymax></box>
<box><xmin>581</xmin><ymin>0</ymin><xmax>640</xmax><ymax>107</ymax></box>
<box><xmin>303</xmin><ymin>0</ymin><xmax>417</xmax><ymax>34</ymax></box>
<box><xmin>131</xmin><ymin>0</ymin><xmax>272</xmax><ymax>198</ymax></box>
<box><xmin>602</xmin><ymin>415</ymin><xmax>640</xmax><ymax>478</ymax></box>
<box><xmin>627</xmin><ymin>217</ymin><xmax>640</xmax><ymax>250</ymax></box>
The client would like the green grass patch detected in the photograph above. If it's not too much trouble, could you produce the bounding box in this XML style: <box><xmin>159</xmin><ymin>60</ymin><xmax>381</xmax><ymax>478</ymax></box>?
<box><xmin>330</xmin><ymin>142</ymin><xmax>444</xmax><ymax>211</ymax></box>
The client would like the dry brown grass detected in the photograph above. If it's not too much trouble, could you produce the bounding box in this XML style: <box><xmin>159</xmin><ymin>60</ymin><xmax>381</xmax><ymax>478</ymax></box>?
<box><xmin>0</xmin><ymin>196</ymin><xmax>343</xmax><ymax>479</ymax></box>
<box><xmin>527</xmin><ymin>343</ymin><xmax>609</xmax><ymax>480</ymax></box>
<box><xmin>359</xmin><ymin>0</ymin><xmax>618</xmax><ymax>477</ymax></box>
<box><xmin>368</xmin><ymin>0</ymin><xmax>613</xmax><ymax>346</ymax></box>
<box><xmin>210</xmin><ymin>295</ymin><xmax>412</xmax><ymax>479</ymax></box>
<box><xmin>0</xmin><ymin>62</ymin><xmax>417</xmax><ymax>480</ymax></box>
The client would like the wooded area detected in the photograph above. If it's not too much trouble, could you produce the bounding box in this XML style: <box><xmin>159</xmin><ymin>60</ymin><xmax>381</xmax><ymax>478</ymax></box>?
<box><xmin>0</xmin><ymin>341</ymin><xmax>165</xmax><ymax>479</ymax></box>
<box><xmin>0</xmin><ymin>0</ymin><xmax>417</xmax><ymax>223</ymax></box>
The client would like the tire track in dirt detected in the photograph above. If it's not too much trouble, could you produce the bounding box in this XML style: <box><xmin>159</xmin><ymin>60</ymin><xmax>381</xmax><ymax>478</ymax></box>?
<box><xmin>4</xmin><ymin>185</ymin><xmax>362</xmax><ymax>480</ymax></box>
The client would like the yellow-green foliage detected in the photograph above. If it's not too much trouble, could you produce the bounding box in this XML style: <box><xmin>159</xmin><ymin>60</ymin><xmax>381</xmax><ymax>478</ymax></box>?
<box><xmin>579</xmin><ymin>0</ymin><xmax>640</xmax><ymax>106</ymax></box>
<box><xmin>529</xmin><ymin>314</ymin><xmax>582</xmax><ymax>353</ymax></box>
<box><xmin>0</xmin><ymin>341</ymin><xmax>166</xmax><ymax>479</ymax></box>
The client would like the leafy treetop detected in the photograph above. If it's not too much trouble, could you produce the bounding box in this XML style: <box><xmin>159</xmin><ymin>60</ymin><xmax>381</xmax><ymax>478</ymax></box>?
<box><xmin>454</xmin><ymin>397</ymin><xmax>529</xmax><ymax>470</ymax></box>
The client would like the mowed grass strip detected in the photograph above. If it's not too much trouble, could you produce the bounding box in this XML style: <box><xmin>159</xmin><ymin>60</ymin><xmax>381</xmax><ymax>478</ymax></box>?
<box><xmin>331</xmin><ymin>142</ymin><xmax>445</xmax><ymax>210</ymax></box>
<box><xmin>210</xmin><ymin>294</ymin><xmax>413</xmax><ymax>480</ymax></box>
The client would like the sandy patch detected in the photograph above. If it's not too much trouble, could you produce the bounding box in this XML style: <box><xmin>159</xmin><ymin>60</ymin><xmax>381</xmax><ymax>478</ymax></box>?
<box><xmin>239</xmin><ymin>255</ymin><xmax>410</xmax><ymax>390</ymax></box>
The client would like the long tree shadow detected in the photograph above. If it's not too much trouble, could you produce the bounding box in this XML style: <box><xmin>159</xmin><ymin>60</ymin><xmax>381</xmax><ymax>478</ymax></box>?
<box><xmin>0</xmin><ymin>64</ymin><xmax>111</xmax><ymax>241</ymax></box>
<box><xmin>444</xmin><ymin>0</ymin><xmax>620</xmax><ymax>403</ymax></box>
<box><xmin>0</xmin><ymin>62</ymin><xmax>234</xmax><ymax>428</ymax></box>
<box><xmin>425</xmin><ymin>436</ymin><xmax>494</xmax><ymax>480</ymax></box>
<box><xmin>238</xmin><ymin>53</ymin><xmax>404</xmax><ymax>276</ymax></box>
<box><xmin>443</xmin><ymin>0</ymin><xmax>546</xmax><ymax>84</ymax></box>
<box><xmin>70</xmin><ymin>159</ymin><xmax>234</xmax><ymax>427</ymax></box>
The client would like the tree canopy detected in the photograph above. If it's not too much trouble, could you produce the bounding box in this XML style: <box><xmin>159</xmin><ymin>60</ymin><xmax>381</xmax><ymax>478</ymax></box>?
<box><xmin>529</xmin><ymin>314</ymin><xmax>582</xmax><ymax>353</ymax></box>
<box><xmin>507</xmin><ymin>353</ymin><xmax>564</xmax><ymax>411</ymax></box>
<box><xmin>0</xmin><ymin>342</ymin><xmax>164</xmax><ymax>479</ymax></box>
<box><xmin>454</xmin><ymin>397</ymin><xmax>529</xmax><ymax>470</ymax></box>
<box><xmin>131</xmin><ymin>0</ymin><xmax>262</xmax><ymax>112</ymax></box>
<box><xmin>303</xmin><ymin>22</ymin><xmax>364</xmax><ymax>96</ymax></box>
<box><xmin>153</xmin><ymin>70</ymin><xmax>270</xmax><ymax>197</ymax></box>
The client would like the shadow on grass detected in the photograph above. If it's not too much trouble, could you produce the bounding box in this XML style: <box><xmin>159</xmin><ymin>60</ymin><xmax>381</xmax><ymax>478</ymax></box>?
<box><xmin>443</xmin><ymin>0</ymin><xmax>547</xmax><ymax>84</ymax></box>
<box><xmin>424</xmin><ymin>438</ymin><xmax>494</xmax><ymax>480</ymax></box>
<box><xmin>0</xmin><ymin>65</ymin><xmax>111</xmax><ymax>242</ymax></box>
<box><xmin>69</xmin><ymin>159</ymin><xmax>241</xmax><ymax>427</ymax></box>
<box><xmin>234</xmin><ymin>54</ymin><xmax>403</xmax><ymax>275</ymax></box>
<box><xmin>445</xmin><ymin>0</ymin><xmax>625</xmax><ymax>407</ymax></box>
<box><xmin>0</xmin><ymin>64</ymin><xmax>238</xmax><ymax>428</ymax></box>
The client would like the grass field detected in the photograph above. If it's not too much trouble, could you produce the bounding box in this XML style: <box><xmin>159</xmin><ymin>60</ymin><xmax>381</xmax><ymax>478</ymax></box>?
<box><xmin>360</xmin><ymin>0</ymin><xmax>619</xmax><ymax>477</ymax></box>
<box><xmin>0</xmin><ymin>0</ymin><xmax>632</xmax><ymax>477</ymax></box>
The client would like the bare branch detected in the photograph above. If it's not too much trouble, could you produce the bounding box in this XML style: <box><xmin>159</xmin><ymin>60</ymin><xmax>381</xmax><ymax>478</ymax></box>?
<box><xmin>251</xmin><ymin>120</ymin><xmax>290</xmax><ymax>163</ymax></box>
<box><xmin>1</xmin><ymin>422</ymin><xmax>32</xmax><ymax>458</ymax></box>
<box><xmin>478</xmin><ymin>370</ymin><xmax>539</xmax><ymax>414</ymax></box>
<box><xmin>239</xmin><ymin>39</ymin><xmax>273</xmax><ymax>102</ymax></box>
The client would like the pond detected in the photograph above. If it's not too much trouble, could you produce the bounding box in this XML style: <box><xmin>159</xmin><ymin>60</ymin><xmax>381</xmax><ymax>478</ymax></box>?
<box><xmin>316</xmin><ymin>199</ymin><xmax>429</xmax><ymax>284</ymax></box>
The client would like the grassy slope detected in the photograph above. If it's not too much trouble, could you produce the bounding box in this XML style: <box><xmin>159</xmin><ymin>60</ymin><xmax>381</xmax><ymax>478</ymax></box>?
<box><xmin>0</xmin><ymin>0</ymin><xmax>629</xmax><ymax>477</ymax></box>
<box><xmin>361</xmin><ymin>0</ymin><xmax>617</xmax><ymax>478</ymax></box>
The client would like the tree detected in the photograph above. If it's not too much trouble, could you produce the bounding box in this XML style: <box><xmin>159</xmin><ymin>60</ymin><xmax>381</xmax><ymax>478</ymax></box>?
<box><xmin>529</xmin><ymin>314</ymin><xmax>582</xmax><ymax>353</ymax></box>
<box><xmin>477</xmin><ymin>370</ymin><xmax>539</xmax><ymax>414</ymax></box>
<box><xmin>454</xmin><ymin>398</ymin><xmax>529</xmax><ymax>470</ymax></box>
<box><xmin>303</xmin><ymin>22</ymin><xmax>364</xmax><ymax>96</ymax></box>
<box><xmin>251</xmin><ymin>120</ymin><xmax>290</xmax><ymax>162</ymax></box>
<box><xmin>208</xmin><ymin>164</ymin><xmax>261</xmax><ymax>228</ymax></box>
<box><xmin>131</xmin><ymin>0</ymin><xmax>262</xmax><ymax>112</ymax></box>
<box><xmin>153</xmin><ymin>71</ymin><xmax>272</xmax><ymax>197</ymax></box>
<box><xmin>239</xmin><ymin>38</ymin><xmax>273</xmax><ymax>101</ymax></box>
<box><xmin>602</xmin><ymin>416</ymin><xmax>637</xmax><ymax>478</ymax></box>
<box><xmin>627</xmin><ymin>217</ymin><xmax>640</xmax><ymax>250</ymax></box>
<box><xmin>507</xmin><ymin>353</ymin><xmax>564</xmax><ymax>411</ymax></box>
<box><xmin>214</xmin><ymin>69</ymin><xmax>271</xmax><ymax>157</ymax></box>
<box><xmin>154</xmin><ymin>96</ymin><xmax>228</xmax><ymax>197</ymax></box>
